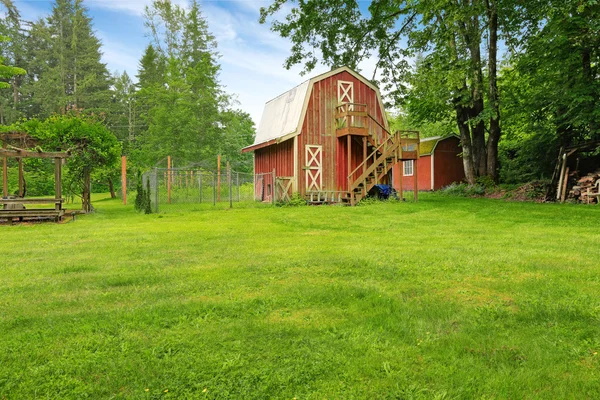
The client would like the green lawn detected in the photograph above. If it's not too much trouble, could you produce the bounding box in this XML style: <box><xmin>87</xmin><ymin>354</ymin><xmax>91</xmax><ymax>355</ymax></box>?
<box><xmin>1</xmin><ymin>194</ymin><xmax>599</xmax><ymax>399</ymax></box>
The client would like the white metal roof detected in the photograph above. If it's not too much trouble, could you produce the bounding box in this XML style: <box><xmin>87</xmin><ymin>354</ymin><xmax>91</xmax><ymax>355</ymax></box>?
<box><xmin>252</xmin><ymin>80</ymin><xmax>310</xmax><ymax>147</ymax></box>
<box><xmin>243</xmin><ymin>66</ymin><xmax>388</xmax><ymax>151</ymax></box>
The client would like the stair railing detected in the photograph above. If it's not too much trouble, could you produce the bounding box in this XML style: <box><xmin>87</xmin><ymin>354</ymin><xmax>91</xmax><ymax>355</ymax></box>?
<box><xmin>347</xmin><ymin>134</ymin><xmax>400</xmax><ymax>193</ymax></box>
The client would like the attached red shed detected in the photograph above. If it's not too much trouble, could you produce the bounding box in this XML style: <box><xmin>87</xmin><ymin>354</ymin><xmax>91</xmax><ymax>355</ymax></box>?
<box><xmin>392</xmin><ymin>135</ymin><xmax>465</xmax><ymax>191</ymax></box>
<box><xmin>243</xmin><ymin>66</ymin><xmax>420</xmax><ymax>205</ymax></box>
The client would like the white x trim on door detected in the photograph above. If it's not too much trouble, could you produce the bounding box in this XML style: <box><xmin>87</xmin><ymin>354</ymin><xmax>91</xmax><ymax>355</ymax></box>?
<box><xmin>305</xmin><ymin>145</ymin><xmax>322</xmax><ymax>191</ymax></box>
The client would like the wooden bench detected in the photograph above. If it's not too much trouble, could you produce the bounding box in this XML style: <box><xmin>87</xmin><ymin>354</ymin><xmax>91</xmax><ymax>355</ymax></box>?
<box><xmin>1</xmin><ymin>198</ymin><xmax>64</xmax><ymax>205</ymax></box>
<box><xmin>0</xmin><ymin>198</ymin><xmax>65</xmax><ymax>222</ymax></box>
<box><xmin>587</xmin><ymin>179</ymin><xmax>600</xmax><ymax>204</ymax></box>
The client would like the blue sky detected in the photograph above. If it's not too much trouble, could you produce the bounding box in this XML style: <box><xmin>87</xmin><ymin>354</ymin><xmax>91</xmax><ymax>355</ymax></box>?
<box><xmin>13</xmin><ymin>0</ymin><xmax>381</xmax><ymax>125</ymax></box>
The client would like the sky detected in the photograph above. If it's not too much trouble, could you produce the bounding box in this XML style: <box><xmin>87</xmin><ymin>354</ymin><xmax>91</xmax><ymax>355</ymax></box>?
<box><xmin>12</xmin><ymin>0</ymin><xmax>381</xmax><ymax>127</ymax></box>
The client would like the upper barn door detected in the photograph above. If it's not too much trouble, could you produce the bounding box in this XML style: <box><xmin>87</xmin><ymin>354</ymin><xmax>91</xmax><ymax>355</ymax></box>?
<box><xmin>305</xmin><ymin>145</ymin><xmax>322</xmax><ymax>192</ymax></box>
<box><xmin>337</xmin><ymin>81</ymin><xmax>354</xmax><ymax>125</ymax></box>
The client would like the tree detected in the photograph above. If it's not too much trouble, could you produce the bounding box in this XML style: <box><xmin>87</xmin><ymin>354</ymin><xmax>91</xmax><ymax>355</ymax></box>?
<box><xmin>260</xmin><ymin>0</ymin><xmax>507</xmax><ymax>183</ymax></box>
<box><xmin>108</xmin><ymin>71</ymin><xmax>137</xmax><ymax>149</ymax></box>
<box><xmin>29</xmin><ymin>0</ymin><xmax>111</xmax><ymax>117</ymax></box>
<box><xmin>3</xmin><ymin>115</ymin><xmax>121</xmax><ymax>212</ymax></box>
<box><xmin>135</xmin><ymin>0</ymin><xmax>228</xmax><ymax>168</ymax></box>
<box><xmin>0</xmin><ymin>34</ymin><xmax>26</xmax><ymax>117</ymax></box>
<box><xmin>497</xmin><ymin>0</ymin><xmax>599</xmax><ymax>182</ymax></box>
<box><xmin>0</xmin><ymin>0</ymin><xmax>27</xmax><ymax>124</ymax></box>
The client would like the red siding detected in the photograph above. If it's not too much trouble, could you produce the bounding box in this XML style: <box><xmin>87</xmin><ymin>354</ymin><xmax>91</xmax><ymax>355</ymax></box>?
<box><xmin>433</xmin><ymin>137</ymin><xmax>465</xmax><ymax>189</ymax></box>
<box><xmin>297</xmin><ymin>71</ymin><xmax>388</xmax><ymax>194</ymax></box>
<box><xmin>392</xmin><ymin>137</ymin><xmax>465</xmax><ymax>192</ymax></box>
<box><xmin>254</xmin><ymin>140</ymin><xmax>294</xmax><ymax>201</ymax></box>
<box><xmin>392</xmin><ymin>156</ymin><xmax>432</xmax><ymax>192</ymax></box>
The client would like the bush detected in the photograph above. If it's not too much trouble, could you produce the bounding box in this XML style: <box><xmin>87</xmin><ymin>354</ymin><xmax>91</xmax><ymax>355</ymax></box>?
<box><xmin>276</xmin><ymin>192</ymin><xmax>306</xmax><ymax>207</ymax></box>
<box><xmin>440</xmin><ymin>182</ymin><xmax>486</xmax><ymax>197</ymax></box>
<box><xmin>134</xmin><ymin>171</ymin><xmax>152</xmax><ymax>213</ymax></box>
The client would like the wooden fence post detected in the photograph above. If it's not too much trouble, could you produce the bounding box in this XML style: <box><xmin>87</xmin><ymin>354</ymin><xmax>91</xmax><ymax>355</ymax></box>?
<box><xmin>212</xmin><ymin>172</ymin><xmax>216</xmax><ymax>206</ymax></box>
<box><xmin>272</xmin><ymin>168</ymin><xmax>277</xmax><ymax>205</ymax></box>
<box><xmin>121</xmin><ymin>156</ymin><xmax>127</xmax><ymax>205</ymax></box>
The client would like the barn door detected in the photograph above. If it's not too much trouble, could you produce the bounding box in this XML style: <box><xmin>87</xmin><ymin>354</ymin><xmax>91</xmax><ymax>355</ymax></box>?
<box><xmin>305</xmin><ymin>145</ymin><xmax>322</xmax><ymax>192</ymax></box>
<box><xmin>337</xmin><ymin>81</ymin><xmax>354</xmax><ymax>126</ymax></box>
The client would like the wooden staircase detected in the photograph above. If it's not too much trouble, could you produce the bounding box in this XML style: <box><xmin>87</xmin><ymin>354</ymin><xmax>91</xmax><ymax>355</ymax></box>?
<box><xmin>304</xmin><ymin>103</ymin><xmax>419</xmax><ymax>206</ymax></box>
<box><xmin>346</xmin><ymin>129</ymin><xmax>419</xmax><ymax>205</ymax></box>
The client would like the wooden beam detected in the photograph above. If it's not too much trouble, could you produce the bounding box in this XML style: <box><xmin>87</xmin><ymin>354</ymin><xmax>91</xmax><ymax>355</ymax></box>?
<box><xmin>347</xmin><ymin>135</ymin><xmax>351</xmax><ymax>191</ymax></box>
<box><xmin>2</xmin><ymin>140</ymin><xmax>7</xmax><ymax>198</ymax></box>
<box><xmin>18</xmin><ymin>158</ymin><xmax>24</xmax><ymax>197</ymax></box>
<box><xmin>167</xmin><ymin>155</ymin><xmax>172</xmax><ymax>204</ymax></box>
<box><xmin>121</xmin><ymin>156</ymin><xmax>127</xmax><ymax>206</ymax></box>
<box><xmin>560</xmin><ymin>166</ymin><xmax>570</xmax><ymax>203</ymax></box>
<box><xmin>0</xmin><ymin>149</ymin><xmax>69</xmax><ymax>158</ymax></box>
<box><xmin>0</xmin><ymin>198</ymin><xmax>63</xmax><ymax>204</ymax></box>
<box><xmin>362</xmin><ymin>137</ymin><xmax>367</xmax><ymax>176</ymax></box>
<box><xmin>413</xmin><ymin>159</ymin><xmax>418</xmax><ymax>202</ymax></box>
<box><xmin>55</xmin><ymin>158</ymin><xmax>62</xmax><ymax>212</ymax></box>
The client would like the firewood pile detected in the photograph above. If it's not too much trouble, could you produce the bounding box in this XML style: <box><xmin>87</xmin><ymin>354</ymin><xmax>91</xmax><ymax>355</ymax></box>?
<box><xmin>570</xmin><ymin>170</ymin><xmax>600</xmax><ymax>204</ymax></box>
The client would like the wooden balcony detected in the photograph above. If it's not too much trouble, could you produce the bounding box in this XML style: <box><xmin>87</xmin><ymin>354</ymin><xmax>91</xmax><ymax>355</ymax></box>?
<box><xmin>335</xmin><ymin>103</ymin><xmax>369</xmax><ymax>137</ymax></box>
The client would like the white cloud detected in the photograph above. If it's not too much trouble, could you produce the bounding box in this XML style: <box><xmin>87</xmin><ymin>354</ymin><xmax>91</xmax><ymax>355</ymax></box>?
<box><xmin>97</xmin><ymin>31</ymin><xmax>143</xmax><ymax>77</ymax></box>
<box><xmin>85</xmin><ymin>0</ymin><xmax>189</xmax><ymax>16</ymax></box>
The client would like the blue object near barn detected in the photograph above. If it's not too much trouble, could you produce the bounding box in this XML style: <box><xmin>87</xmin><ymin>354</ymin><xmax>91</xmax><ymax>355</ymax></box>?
<box><xmin>369</xmin><ymin>184</ymin><xmax>397</xmax><ymax>200</ymax></box>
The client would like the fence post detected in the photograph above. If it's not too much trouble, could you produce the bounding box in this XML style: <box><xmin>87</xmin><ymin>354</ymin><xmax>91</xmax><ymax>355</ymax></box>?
<box><xmin>212</xmin><ymin>171</ymin><xmax>216</xmax><ymax>206</ymax></box>
<box><xmin>167</xmin><ymin>156</ymin><xmax>172</xmax><ymax>204</ymax></box>
<box><xmin>199</xmin><ymin>172</ymin><xmax>203</xmax><ymax>203</ymax></box>
<box><xmin>237</xmin><ymin>172</ymin><xmax>240</xmax><ymax>202</ymax></box>
<box><xmin>121</xmin><ymin>156</ymin><xmax>127</xmax><ymax>205</ymax></box>
<box><xmin>272</xmin><ymin>169</ymin><xmax>277</xmax><ymax>205</ymax></box>
<box><xmin>227</xmin><ymin>162</ymin><xmax>232</xmax><ymax>209</ymax></box>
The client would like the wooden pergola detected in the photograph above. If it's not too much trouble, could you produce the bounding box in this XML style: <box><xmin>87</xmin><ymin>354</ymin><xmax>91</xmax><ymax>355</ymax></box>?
<box><xmin>1</xmin><ymin>132</ymin><xmax>70</xmax><ymax>222</ymax></box>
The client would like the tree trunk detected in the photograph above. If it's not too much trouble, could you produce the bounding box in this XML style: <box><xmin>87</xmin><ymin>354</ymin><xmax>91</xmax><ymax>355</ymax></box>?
<box><xmin>582</xmin><ymin>47</ymin><xmax>598</xmax><ymax>138</ymax></box>
<box><xmin>486</xmin><ymin>0</ymin><xmax>501</xmax><ymax>181</ymax></box>
<box><xmin>469</xmin><ymin>39</ymin><xmax>487</xmax><ymax>178</ymax></box>
<box><xmin>108</xmin><ymin>177</ymin><xmax>116</xmax><ymax>199</ymax></box>
<box><xmin>82</xmin><ymin>169</ymin><xmax>92</xmax><ymax>213</ymax></box>
<box><xmin>456</xmin><ymin>102</ymin><xmax>477</xmax><ymax>184</ymax></box>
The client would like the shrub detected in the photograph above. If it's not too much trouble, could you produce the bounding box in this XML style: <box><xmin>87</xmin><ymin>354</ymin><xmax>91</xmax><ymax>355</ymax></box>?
<box><xmin>440</xmin><ymin>182</ymin><xmax>486</xmax><ymax>197</ymax></box>
<box><xmin>144</xmin><ymin>179</ymin><xmax>152</xmax><ymax>214</ymax></box>
<box><xmin>277</xmin><ymin>192</ymin><xmax>306</xmax><ymax>207</ymax></box>
<box><xmin>134</xmin><ymin>171</ymin><xmax>145</xmax><ymax>212</ymax></box>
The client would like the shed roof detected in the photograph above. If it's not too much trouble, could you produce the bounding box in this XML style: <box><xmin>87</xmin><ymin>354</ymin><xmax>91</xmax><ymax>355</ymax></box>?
<box><xmin>418</xmin><ymin>135</ymin><xmax>460</xmax><ymax>155</ymax></box>
<box><xmin>242</xmin><ymin>66</ymin><xmax>387</xmax><ymax>152</ymax></box>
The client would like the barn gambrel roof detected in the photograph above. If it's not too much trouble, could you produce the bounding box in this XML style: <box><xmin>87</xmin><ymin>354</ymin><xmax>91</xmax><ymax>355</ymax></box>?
<box><xmin>242</xmin><ymin>66</ymin><xmax>388</xmax><ymax>153</ymax></box>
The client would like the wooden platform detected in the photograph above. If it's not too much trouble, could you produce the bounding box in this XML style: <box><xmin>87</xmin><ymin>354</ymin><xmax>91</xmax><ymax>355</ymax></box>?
<box><xmin>1</xmin><ymin>198</ymin><xmax>65</xmax><ymax>222</ymax></box>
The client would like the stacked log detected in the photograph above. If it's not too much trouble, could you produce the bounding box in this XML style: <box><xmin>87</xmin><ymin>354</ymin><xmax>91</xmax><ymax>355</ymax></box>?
<box><xmin>570</xmin><ymin>170</ymin><xmax>600</xmax><ymax>204</ymax></box>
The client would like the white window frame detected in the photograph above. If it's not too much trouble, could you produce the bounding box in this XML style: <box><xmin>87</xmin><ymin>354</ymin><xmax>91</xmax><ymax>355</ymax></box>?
<box><xmin>403</xmin><ymin>160</ymin><xmax>414</xmax><ymax>177</ymax></box>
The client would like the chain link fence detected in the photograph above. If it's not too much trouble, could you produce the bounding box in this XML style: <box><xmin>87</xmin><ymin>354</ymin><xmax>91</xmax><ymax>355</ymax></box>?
<box><xmin>139</xmin><ymin>168</ymin><xmax>279</xmax><ymax>212</ymax></box>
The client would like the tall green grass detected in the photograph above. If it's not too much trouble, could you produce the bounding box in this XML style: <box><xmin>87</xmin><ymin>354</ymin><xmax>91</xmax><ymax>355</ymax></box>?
<box><xmin>1</xmin><ymin>194</ymin><xmax>599</xmax><ymax>398</ymax></box>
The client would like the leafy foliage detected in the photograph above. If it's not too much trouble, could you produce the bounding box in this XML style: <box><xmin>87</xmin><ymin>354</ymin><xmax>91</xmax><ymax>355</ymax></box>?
<box><xmin>1</xmin><ymin>114</ymin><xmax>121</xmax><ymax>210</ymax></box>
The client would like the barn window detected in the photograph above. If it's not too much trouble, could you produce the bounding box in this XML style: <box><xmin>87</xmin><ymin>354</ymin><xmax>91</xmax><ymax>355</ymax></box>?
<box><xmin>267</xmin><ymin>184</ymin><xmax>272</xmax><ymax>196</ymax></box>
<box><xmin>403</xmin><ymin>160</ymin><xmax>414</xmax><ymax>176</ymax></box>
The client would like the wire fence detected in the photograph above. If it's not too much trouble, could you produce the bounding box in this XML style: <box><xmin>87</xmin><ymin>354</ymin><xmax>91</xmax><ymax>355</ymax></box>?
<box><xmin>138</xmin><ymin>168</ymin><xmax>282</xmax><ymax>213</ymax></box>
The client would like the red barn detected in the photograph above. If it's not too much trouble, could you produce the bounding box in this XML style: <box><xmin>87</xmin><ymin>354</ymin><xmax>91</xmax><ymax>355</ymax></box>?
<box><xmin>392</xmin><ymin>135</ymin><xmax>465</xmax><ymax>191</ymax></box>
<box><xmin>242</xmin><ymin>67</ymin><xmax>419</xmax><ymax>205</ymax></box>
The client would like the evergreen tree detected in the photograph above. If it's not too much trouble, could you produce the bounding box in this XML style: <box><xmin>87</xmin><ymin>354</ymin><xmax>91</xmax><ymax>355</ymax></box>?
<box><xmin>108</xmin><ymin>70</ymin><xmax>137</xmax><ymax>152</ymax></box>
<box><xmin>0</xmin><ymin>0</ymin><xmax>27</xmax><ymax>124</ymax></box>
<box><xmin>136</xmin><ymin>0</ymin><xmax>224</xmax><ymax>167</ymax></box>
<box><xmin>30</xmin><ymin>0</ymin><xmax>111</xmax><ymax>117</ymax></box>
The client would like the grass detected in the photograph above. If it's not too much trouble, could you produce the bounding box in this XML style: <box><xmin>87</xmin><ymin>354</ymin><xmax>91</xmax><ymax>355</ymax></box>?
<box><xmin>1</xmin><ymin>194</ymin><xmax>600</xmax><ymax>399</ymax></box>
